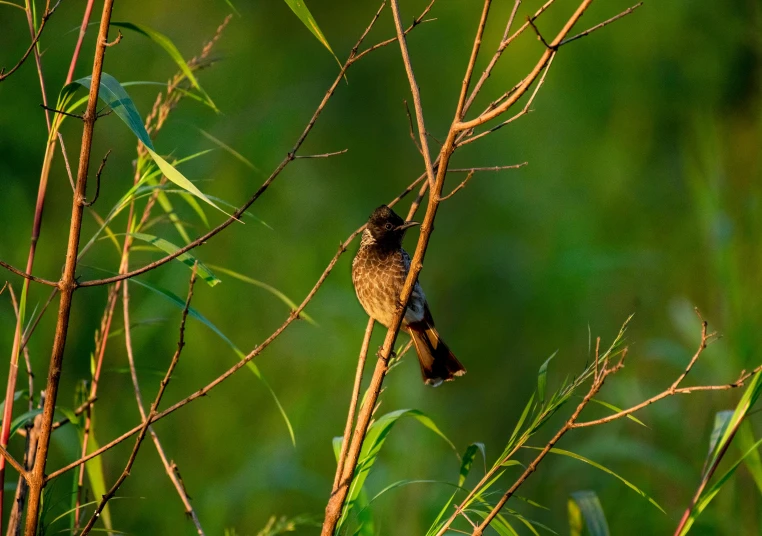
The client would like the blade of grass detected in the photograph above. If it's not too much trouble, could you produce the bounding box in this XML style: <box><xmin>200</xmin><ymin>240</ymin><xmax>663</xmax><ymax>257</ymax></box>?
<box><xmin>111</xmin><ymin>22</ymin><xmax>217</xmax><ymax>110</ymax></box>
<box><xmin>208</xmin><ymin>265</ymin><xmax>316</xmax><ymax>325</ymax></box>
<box><xmin>568</xmin><ymin>490</ymin><xmax>610</xmax><ymax>536</ymax></box>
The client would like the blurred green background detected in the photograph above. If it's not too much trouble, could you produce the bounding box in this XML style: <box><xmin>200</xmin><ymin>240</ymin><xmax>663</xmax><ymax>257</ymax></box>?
<box><xmin>1</xmin><ymin>0</ymin><xmax>761</xmax><ymax>534</ymax></box>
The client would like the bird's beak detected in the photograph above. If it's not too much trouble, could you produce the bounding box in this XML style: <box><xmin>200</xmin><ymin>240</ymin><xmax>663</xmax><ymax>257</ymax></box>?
<box><xmin>395</xmin><ymin>221</ymin><xmax>420</xmax><ymax>232</ymax></box>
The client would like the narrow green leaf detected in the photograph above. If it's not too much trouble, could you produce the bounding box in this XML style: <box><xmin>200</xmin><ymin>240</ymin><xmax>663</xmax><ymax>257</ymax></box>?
<box><xmin>147</xmin><ymin>147</ymin><xmax>234</xmax><ymax>217</ymax></box>
<box><xmin>73</xmin><ymin>73</ymin><xmax>231</xmax><ymax>217</ymax></box>
<box><xmin>568</xmin><ymin>490</ymin><xmax>610</xmax><ymax>536</ymax></box>
<box><xmin>197</xmin><ymin>128</ymin><xmax>263</xmax><ymax>173</ymax></box>
<box><xmin>737</xmin><ymin>420</ymin><xmax>762</xmax><ymax>494</ymax></box>
<box><xmin>154</xmin><ymin>188</ymin><xmax>191</xmax><ymax>244</ymax></box>
<box><xmin>707</xmin><ymin>410</ymin><xmax>734</xmax><ymax>463</ymax></box>
<box><xmin>9</xmin><ymin>409</ymin><xmax>42</xmax><ymax>437</ymax></box>
<box><xmin>208</xmin><ymin>265</ymin><xmax>316</xmax><ymax>325</ymax></box>
<box><xmin>111</xmin><ymin>22</ymin><xmax>217</xmax><ymax>111</ymax></box>
<box><xmin>81</xmin><ymin>411</ymin><xmax>113</xmax><ymax>530</ymax></box>
<box><xmin>680</xmin><ymin>436</ymin><xmax>762</xmax><ymax>535</ymax></box>
<box><xmin>130</xmin><ymin>232</ymin><xmax>221</xmax><ymax>287</ymax></box>
<box><xmin>530</xmin><ymin>447</ymin><xmax>664</xmax><ymax>513</ymax></box>
<box><xmin>179</xmin><ymin>192</ymin><xmax>210</xmax><ymax>228</ymax></box>
<box><xmin>538</xmin><ymin>351</ymin><xmax>556</xmax><ymax>404</ymax></box>
<box><xmin>124</xmin><ymin>275</ymin><xmax>295</xmax><ymax>445</ymax></box>
<box><xmin>339</xmin><ymin>409</ymin><xmax>455</xmax><ymax>530</ymax></box>
<box><xmin>459</xmin><ymin>444</ymin><xmax>479</xmax><ymax>486</ymax></box>
<box><xmin>283</xmin><ymin>0</ymin><xmax>340</xmax><ymax>64</ymax></box>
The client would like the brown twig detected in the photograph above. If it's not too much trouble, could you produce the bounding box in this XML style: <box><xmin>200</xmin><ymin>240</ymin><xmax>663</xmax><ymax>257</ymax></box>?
<box><xmin>439</xmin><ymin>171</ymin><xmax>475</xmax><ymax>201</ymax></box>
<box><xmin>79</xmin><ymin>266</ymin><xmax>198</xmax><ymax>535</ymax></box>
<box><xmin>72</xmin><ymin>284</ymin><xmax>120</xmax><ymax>529</ymax></box>
<box><xmin>559</xmin><ymin>3</ymin><xmax>644</xmax><ymax>47</ymax></box>
<box><xmin>332</xmin><ymin>319</ymin><xmax>375</xmax><ymax>492</ymax></box>
<box><xmin>457</xmin><ymin>0</ymin><xmax>595</xmax><ymax>132</ymax></box>
<box><xmin>0</xmin><ymin>1</ymin><xmax>56</xmax><ymax>82</ymax></box>
<box><xmin>23</xmin><ymin>2</ymin><xmax>116</xmax><ymax>533</ymax></box>
<box><xmin>404</xmin><ymin>100</ymin><xmax>423</xmax><ymax>155</ymax></box>
<box><xmin>121</xmin><ymin>279</ymin><xmax>205</xmax><ymax>535</ymax></box>
<box><xmin>82</xmin><ymin>150</ymin><xmax>110</xmax><ymax>207</ymax></box>
<box><xmin>66</xmin><ymin>0</ymin><xmax>96</xmax><ymax>83</ymax></box>
<box><xmin>472</xmin><ymin>357</ymin><xmax>625</xmax><ymax>534</ymax></box>
<box><xmin>293</xmin><ymin>149</ymin><xmax>348</xmax><ymax>159</ymax></box>
<box><xmin>390</xmin><ymin>0</ymin><xmax>442</xmax><ymax>188</ymax></box>
<box><xmin>458</xmin><ymin>51</ymin><xmax>556</xmax><ymax>147</ymax></box>
<box><xmin>0</xmin><ymin>261</ymin><xmax>57</xmax><ymax>287</ymax></box>
<box><xmin>572</xmin><ymin>312</ymin><xmax>721</xmax><ymax>428</ymax></box>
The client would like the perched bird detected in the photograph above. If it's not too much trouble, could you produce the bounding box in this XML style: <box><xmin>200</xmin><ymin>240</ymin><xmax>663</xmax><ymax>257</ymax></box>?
<box><xmin>352</xmin><ymin>205</ymin><xmax>466</xmax><ymax>386</ymax></box>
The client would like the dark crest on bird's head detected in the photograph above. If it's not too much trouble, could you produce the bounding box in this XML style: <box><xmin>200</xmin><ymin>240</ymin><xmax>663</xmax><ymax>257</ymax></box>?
<box><xmin>364</xmin><ymin>205</ymin><xmax>418</xmax><ymax>247</ymax></box>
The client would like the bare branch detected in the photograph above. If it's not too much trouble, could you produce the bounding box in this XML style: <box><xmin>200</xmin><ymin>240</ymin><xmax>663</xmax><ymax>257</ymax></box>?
<box><xmin>83</xmin><ymin>150</ymin><xmax>110</xmax><ymax>207</ymax></box>
<box><xmin>293</xmin><ymin>149</ymin><xmax>348</xmax><ymax>159</ymax></box>
<box><xmin>390</xmin><ymin>0</ymin><xmax>438</xmax><ymax>188</ymax></box>
<box><xmin>559</xmin><ymin>3</ymin><xmax>643</xmax><ymax>47</ymax></box>
<box><xmin>0</xmin><ymin>261</ymin><xmax>57</xmax><ymax>287</ymax></box>
<box><xmin>0</xmin><ymin>2</ymin><xmax>57</xmax><ymax>82</ymax></box>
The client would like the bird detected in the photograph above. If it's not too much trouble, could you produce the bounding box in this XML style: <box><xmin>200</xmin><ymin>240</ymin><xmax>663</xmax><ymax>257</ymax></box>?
<box><xmin>351</xmin><ymin>204</ymin><xmax>466</xmax><ymax>386</ymax></box>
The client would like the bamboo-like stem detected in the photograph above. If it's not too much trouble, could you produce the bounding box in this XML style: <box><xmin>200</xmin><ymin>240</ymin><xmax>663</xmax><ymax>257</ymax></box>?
<box><xmin>66</xmin><ymin>0</ymin><xmax>97</xmax><ymax>84</ymax></box>
<box><xmin>23</xmin><ymin>2</ymin><xmax>115</xmax><ymax>533</ymax></box>
<box><xmin>320</xmin><ymin>0</ymin><xmax>483</xmax><ymax>530</ymax></box>
<box><xmin>332</xmin><ymin>319</ymin><xmax>375</xmax><ymax>492</ymax></box>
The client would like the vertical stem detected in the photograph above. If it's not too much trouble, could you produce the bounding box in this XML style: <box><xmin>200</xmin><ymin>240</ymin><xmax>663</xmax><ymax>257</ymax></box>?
<box><xmin>332</xmin><ymin>319</ymin><xmax>374</xmax><ymax>491</ymax></box>
<box><xmin>24</xmin><ymin>2</ymin><xmax>115</xmax><ymax>534</ymax></box>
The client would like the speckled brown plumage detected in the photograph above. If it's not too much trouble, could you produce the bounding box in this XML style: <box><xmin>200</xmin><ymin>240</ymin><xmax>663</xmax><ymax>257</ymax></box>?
<box><xmin>352</xmin><ymin>205</ymin><xmax>466</xmax><ymax>386</ymax></box>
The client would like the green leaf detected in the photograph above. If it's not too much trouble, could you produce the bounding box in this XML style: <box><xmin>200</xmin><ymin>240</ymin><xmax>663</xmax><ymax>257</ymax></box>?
<box><xmin>197</xmin><ymin>128</ymin><xmax>263</xmax><ymax>174</ymax></box>
<box><xmin>530</xmin><ymin>447</ymin><xmax>664</xmax><ymax>513</ymax></box>
<box><xmin>130</xmin><ymin>232</ymin><xmax>221</xmax><ymax>287</ymax></box>
<box><xmin>9</xmin><ymin>409</ymin><xmax>42</xmax><ymax>437</ymax></box>
<box><xmin>111</xmin><ymin>22</ymin><xmax>217</xmax><ymax>111</ymax></box>
<box><xmin>338</xmin><ymin>409</ymin><xmax>455</xmax><ymax>531</ymax></box>
<box><xmin>80</xmin><ymin>410</ymin><xmax>113</xmax><ymax>531</ymax></box>
<box><xmin>568</xmin><ymin>490</ymin><xmax>610</xmax><ymax>536</ymax></box>
<box><xmin>283</xmin><ymin>0</ymin><xmax>340</xmax><ymax>64</ymax></box>
<box><xmin>707</xmin><ymin>410</ymin><xmax>734</xmax><ymax>466</ymax></box>
<box><xmin>538</xmin><ymin>351</ymin><xmax>556</xmax><ymax>404</ymax></box>
<box><xmin>208</xmin><ymin>265</ymin><xmax>316</xmax><ymax>325</ymax></box>
<box><xmin>677</xmin><ymin>372</ymin><xmax>762</xmax><ymax>535</ymax></box>
<box><xmin>124</xmin><ymin>275</ymin><xmax>295</xmax><ymax>446</ymax></box>
<box><xmin>737</xmin><ymin>420</ymin><xmax>762</xmax><ymax>494</ymax></box>
<box><xmin>147</xmin><ymin>147</ymin><xmax>234</xmax><ymax>217</ymax></box>
<box><xmin>72</xmin><ymin>73</ymin><xmax>231</xmax><ymax>218</ymax></box>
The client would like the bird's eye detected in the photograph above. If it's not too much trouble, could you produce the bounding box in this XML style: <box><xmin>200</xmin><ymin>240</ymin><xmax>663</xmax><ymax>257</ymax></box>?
<box><xmin>384</xmin><ymin>223</ymin><xmax>393</xmax><ymax>230</ymax></box>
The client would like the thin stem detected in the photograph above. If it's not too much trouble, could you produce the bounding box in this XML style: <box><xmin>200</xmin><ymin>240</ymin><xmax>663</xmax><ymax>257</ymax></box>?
<box><xmin>79</xmin><ymin>267</ymin><xmax>198</xmax><ymax>535</ymax></box>
<box><xmin>390</xmin><ymin>0</ymin><xmax>439</xmax><ymax>188</ymax></box>
<box><xmin>24</xmin><ymin>2</ymin><xmax>116</xmax><ymax>533</ymax></box>
<box><xmin>332</xmin><ymin>319</ymin><xmax>375</xmax><ymax>492</ymax></box>
<box><xmin>0</xmin><ymin>1</ymin><xmax>55</xmax><ymax>82</ymax></box>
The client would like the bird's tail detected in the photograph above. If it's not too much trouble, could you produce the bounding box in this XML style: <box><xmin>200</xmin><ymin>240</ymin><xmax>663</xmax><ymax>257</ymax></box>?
<box><xmin>406</xmin><ymin>322</ymin><xmax>466</xmax><ymax>387</ymax></box>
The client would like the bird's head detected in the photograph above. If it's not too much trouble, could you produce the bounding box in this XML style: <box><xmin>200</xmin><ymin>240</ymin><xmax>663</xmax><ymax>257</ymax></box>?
<box><xmin>364</xmin><ymin>205</ymin><xmax>419</xmax><ymax>247</ymax></box>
